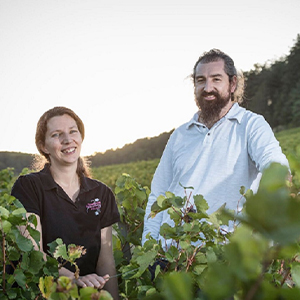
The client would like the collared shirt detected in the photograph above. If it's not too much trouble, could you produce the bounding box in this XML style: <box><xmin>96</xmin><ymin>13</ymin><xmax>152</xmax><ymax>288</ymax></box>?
<box><xmin>142</xmin><ymin>103</ymin><xmax>289</xmax><ymax>247</ymax></box>
<box><xmin>11</xmin><ymin>165</ymin><xmax>120</xmax><ymax>275</ymax></box>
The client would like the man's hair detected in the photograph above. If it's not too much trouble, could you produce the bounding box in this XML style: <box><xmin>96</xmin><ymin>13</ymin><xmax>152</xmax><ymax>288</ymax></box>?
<box><xmin>192</xmin><ymin>49</ymin><xmax>245</xmax><ymax>103</ymax></box>
<box><xmin>34</xmin><ymin>106</ymin><xmax>91</xmax><ymax>177</ymax></box>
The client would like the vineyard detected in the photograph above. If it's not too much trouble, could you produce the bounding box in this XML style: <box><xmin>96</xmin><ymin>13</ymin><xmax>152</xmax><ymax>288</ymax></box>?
<box><xmin>0</xmin><ymin>127</ymin><xmax>300</xmax><ymax>299</ymax></box>
<box><xmin>92</xmin><ymin>127</ymin><xmax>300</xmax><ymax>190</ymax></box>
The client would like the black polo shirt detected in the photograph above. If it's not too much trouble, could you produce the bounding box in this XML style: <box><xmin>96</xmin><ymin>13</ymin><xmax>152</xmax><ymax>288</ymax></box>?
<box><xmin>11</xmin><ymin>166</ymin><xmax>120</xmax><ymax>276</ymax></box>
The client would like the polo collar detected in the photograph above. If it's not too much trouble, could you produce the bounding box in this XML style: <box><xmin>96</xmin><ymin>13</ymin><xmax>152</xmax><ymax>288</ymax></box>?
<box><xmin>40</xmin><ymin>165</ymin><xmax>98</xmax><ymax>192</ymax></box>
<box><xmin>186</xmin><ymin>103</ymin><xmax>245</xmax><ymax>129</ymax></box>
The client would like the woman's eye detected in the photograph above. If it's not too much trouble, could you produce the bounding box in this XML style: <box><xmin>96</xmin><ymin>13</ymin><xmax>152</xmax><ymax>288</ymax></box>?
<box><xmin>70</xmin><ymin>130</ymin><xmax>78</xmax><ymax>134</ymax></box>
<box><xmin>51</xmin><ymin>133</ymin><xmax>59</xmax><ymax>138</ymax></box>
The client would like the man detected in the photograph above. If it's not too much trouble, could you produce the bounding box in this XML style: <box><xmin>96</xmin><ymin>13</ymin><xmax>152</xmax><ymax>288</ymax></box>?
<box><xmin>142</xmin><ymin>49</ymin><xmax>289</xmax><ymax>248</ymax></box>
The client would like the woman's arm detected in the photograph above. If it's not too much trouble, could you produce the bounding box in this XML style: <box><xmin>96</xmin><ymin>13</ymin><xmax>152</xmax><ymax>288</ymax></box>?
<box><xmin>19</xmin><ymin>213</ymin><xmax>81</xmax><ymax>282</ymax></box>
<box><xmin>96</xmin><ymin>226</ymin><xmax>119</xmax><ymax>300</ymax></box>
<box><xmin>18</xmin><ymin>213</ymin><xmax>47</xmax><ymax>260</ymax></box>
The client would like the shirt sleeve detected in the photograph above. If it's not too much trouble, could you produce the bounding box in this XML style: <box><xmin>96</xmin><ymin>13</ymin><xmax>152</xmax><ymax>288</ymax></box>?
<box><xmin>247</xmin><ymin>115</ymin><xmax>290</xmax><ymax>172</ymax></box>
<box><xmin>11</xmin><ymin>174</ymin><xmax>41</xmax><ymax>216</ymax></box>
<box><xmin>99</xmin><ymin>185</ymin><xmax>120</xmax><ymax>229</ymax></box>
<box><xmin>142</xmin><ymin>133</ymin><xmax>175</xmax><ymax>245</ymax></box>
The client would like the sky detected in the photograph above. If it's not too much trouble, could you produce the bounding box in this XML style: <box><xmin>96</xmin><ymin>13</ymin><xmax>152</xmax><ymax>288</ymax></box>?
<box><xmin>1</xmin><ymin>0</ymin><xmax>299</xmax><ymax>156</ymax></box>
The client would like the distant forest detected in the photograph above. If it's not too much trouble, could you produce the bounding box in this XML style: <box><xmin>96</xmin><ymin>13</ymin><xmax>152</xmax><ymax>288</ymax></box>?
<box><xmin>1</xmin><ymin>34</ymin><xmax>300</xmax><ymax>172</ymax></box>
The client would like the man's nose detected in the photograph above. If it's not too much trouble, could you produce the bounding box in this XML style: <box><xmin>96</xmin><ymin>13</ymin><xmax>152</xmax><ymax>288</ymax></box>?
<box><xmin>204</xmin><ymin>80</ymin><xmax>213</xmax><ymax>92</ymax></box>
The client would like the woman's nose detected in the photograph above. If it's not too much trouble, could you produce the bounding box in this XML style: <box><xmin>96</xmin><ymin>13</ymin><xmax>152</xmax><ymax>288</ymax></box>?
<box><xmin>61</xmin><ymin>133</ymin><xmax>71</xmax><ymax>144</ymax></box>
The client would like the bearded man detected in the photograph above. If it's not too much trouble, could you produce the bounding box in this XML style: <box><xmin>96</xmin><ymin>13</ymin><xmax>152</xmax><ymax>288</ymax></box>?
<box><xmin>142</xmin><ymin>49</ymin><xmax>290</xmax><ymax>249</ymax></box>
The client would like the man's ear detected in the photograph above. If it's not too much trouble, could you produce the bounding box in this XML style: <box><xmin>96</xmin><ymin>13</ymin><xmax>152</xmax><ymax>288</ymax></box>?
<box><xmin>230</xmin><ymin>75</ymin><xmax>237</xmax><ymax>93</ymax></box>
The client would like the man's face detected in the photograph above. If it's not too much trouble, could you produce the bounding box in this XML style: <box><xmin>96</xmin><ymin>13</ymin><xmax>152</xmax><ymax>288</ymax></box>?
<box><xmin>194</xmin><ymin>60</ymin><xmax>236</xmax><ymax>123</ymax></box>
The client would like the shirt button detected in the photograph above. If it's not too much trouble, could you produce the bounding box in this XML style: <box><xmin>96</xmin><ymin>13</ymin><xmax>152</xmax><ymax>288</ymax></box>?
<box><xmin>207</xmin><ymin>133</ymin><xmax>210</xmax><ymax>136</ymax></box>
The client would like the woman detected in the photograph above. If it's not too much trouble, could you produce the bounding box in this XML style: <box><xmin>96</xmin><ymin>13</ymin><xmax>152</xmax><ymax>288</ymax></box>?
<box><xmin>11</xmin><ymin>107</ymin><xmax>120</xmax><ymax>299</ymax></box>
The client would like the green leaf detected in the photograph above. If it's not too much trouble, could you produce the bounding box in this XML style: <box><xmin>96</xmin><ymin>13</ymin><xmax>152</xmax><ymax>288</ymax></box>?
<box><xmin>157</xmin><ymin>251</ymin><xmax>172</xmax><ymax>275</ymax></box>
<box><xmin>28</xmin><ymin>250</ymin><xmax>44</xmax><ymax>274</ymax></box>
<box><xmin>194</xmin><ymin>194</ymin><xmax>209</xmax><ymax>213</ymax></box>
<box><xmin>12</xmin><ymin>207</ymin><xmax>26</xmax><ymax>216</ymax></box>
<box><xmin>8</xmin><ymin>247</ymin><xmax>21</xmax><ymax>261</ymax></box>
<box><xmin>168</xmin><ymin>206</ymin><xmax>182</xmax><ymax>223</ymax></box>
<box><xmin>80</xmin><ymin>287</ymin><xmax>100</xmax><ymax>299</ymax></box>
<box><xmin>179</xmin><ymin>240</ymin><xmax>190</xmax><ymax>250</ymax></box>
<box><xmin>206</xmin><ymin>247</ymin><xmax>217</xmax><ymax>263</ymax></box>
<box><xmin>14</xmin><ymin>269</ymin><xmax>27</xmax><ymax>289</ymax></box>
<box><xmin>162</xmin><ymin>272</ymin><xmax>193</xmax><ymax>300</ymax></box>
<box><xmin>258</xmin><ymin>163</ymin><xmax>289</xmax><ymax>192</ymax></box>
<box><xmin>47</xmin><ymin>238</ymin><xmax>63</xmax><ymax>255</ymax></box>
<box><xmin>135</xmin><ymin>248</ymin><xmax>158</xmax><ymax>277</ymax></box>
<box><xmin>169</xmin><ymin>196</ymin><xmax>185</xmax><ymax>208</ymax></box>
<box><xmin>0</xmin><ymin>206</ymin><xmax>10</xmax><ymax>219</ymax></box>
<box><xmin>28</xmin><ymin>214</ymin><xmax>38</xmax><ymax>227</ymax></box>
<box><xmin>12</xmin><ymin>228</ymin><xmax>33</xmax><ymax>252</ymax></box>
<box><xmin>39</xmin><ymin>276</ymin><xmax>56</xmax><ymax>298</ymax></box>
<box><xmin>156</xmin><ymin>195</ymin><xmax>168</xmax><ymax>208</ymax></box>
<box><xmin>53</xmin><ymin>243</ymin><xmax>68</xmax><ymax>260</ymax></box>
<box><xmin>27</xmin><ymin>226</ymin><xmax>40</xmax><ymax>245</ymax></box>
<box><xmin>291</xmin><ymin>263</ymin><xmax>300</xmax><ymax>287</ymax></box>
<box><xmin>243</xmin><ymin>163</ymin><xmax>300</xmax><ymax>244</ymax></box>
<box><xmin>1</xmin><ymin>219</ymin><xmax>12</xmax><ymax>233</ymax></box>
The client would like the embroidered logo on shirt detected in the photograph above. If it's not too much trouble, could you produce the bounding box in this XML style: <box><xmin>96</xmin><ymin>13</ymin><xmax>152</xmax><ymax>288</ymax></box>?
<box><xmin>86</xmin><ymin>198</ymin><xmax>102</xmax><ymax>215</ymax></box>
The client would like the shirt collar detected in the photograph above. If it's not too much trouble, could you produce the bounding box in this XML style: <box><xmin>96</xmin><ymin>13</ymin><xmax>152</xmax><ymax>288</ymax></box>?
<box><xmin>186</xmin><ymin>103</ymin><xmax>245</xmax><ymax>129</ymax></box>
<box><xmin>40</xmin><ymin>164</ymin><xmax>98</xmax><ymax>192</ymax></box>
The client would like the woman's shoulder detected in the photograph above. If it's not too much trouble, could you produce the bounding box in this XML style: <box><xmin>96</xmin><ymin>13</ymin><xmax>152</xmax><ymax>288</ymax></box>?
<box><xmin>13</xmin><ymin>167</ymin><xmax>53</xmax><ymax>191</ymax></box>
<box><xmin>82</xmin><ymin>176</ymin><xmax>113</xmax><ymax>192</ymax></box>
<box><xmin>14</xmin><ymin>169</ymin><xmax>43</xmax><ymax>184</ymax></box>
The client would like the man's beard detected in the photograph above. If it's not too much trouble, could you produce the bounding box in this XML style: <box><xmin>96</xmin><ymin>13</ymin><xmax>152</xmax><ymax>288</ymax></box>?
<box><xmin>195</xmin><ymin>89</ymin><xmax>231</xmax><ymax>124</ymax></box>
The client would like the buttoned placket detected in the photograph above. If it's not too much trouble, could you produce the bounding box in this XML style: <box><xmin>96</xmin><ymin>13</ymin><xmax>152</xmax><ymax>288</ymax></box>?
<box><xmin>195</xmin><ymin>116</ymin><xmax>227</xmax><ymax>144</ymax></box>
<box><xmin>55</xmin><ymin>185</ymin><xmax>79</xmax><ymax>209</ymax></box>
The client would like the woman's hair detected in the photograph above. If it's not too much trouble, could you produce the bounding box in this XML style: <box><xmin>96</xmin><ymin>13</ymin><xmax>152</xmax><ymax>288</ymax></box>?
<box><xmin>191</xmin><ymin>49</ymin><xmax>245</xmax><ymax>103</ymax></box>
<box><xmin>33</xmin><ymin>106</ymin><xmax>91</xmax><ymax>177</ymax></box>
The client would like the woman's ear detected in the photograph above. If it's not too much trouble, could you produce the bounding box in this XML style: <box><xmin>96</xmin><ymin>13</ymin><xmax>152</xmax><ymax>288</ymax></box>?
<box><xmin>40</xmin><ymin>143</ymin><xmax>49</xmax><ymax>155</ymax></box>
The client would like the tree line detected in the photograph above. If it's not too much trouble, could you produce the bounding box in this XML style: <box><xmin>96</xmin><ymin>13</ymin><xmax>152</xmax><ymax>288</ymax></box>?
<box><xmin>243</xmin><ymin>34</ymin><xmax>300</xmax><ymax>129</ymax></box>
<box><xmin>1</xmin><ymin>34</ymin><xmax>299</xmax><ymax>171</ymax></box>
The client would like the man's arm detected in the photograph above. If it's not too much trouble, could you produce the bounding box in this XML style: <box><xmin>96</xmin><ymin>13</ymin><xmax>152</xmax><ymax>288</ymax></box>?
<box><xmin>247</xmin><ymin>115</ymin><xmax>290</xmax><ymax>172</ymax></box>
<box><xmin>142</xmin><ymin>135</ymin><xmax>174</xmax><ymax>245</ymax></box>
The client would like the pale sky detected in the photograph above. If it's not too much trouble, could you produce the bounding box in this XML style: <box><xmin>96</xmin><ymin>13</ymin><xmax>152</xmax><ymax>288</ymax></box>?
<box><xmin>1</xmin><ymin>0</ymin><xmax>299</xmax><ymax>156</ymax></box>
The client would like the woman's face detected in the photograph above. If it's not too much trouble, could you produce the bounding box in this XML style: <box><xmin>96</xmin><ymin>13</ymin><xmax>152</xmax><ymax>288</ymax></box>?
<box><xmin>42</xmin><ymin>114</ymin><xmax>82</xmax><ymax>168</ymax></box>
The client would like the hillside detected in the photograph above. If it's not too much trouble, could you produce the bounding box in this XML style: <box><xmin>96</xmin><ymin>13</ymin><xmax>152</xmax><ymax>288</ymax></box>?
<box><xmin>0</xmin><ymin>130</ymin><xmax>173</xmax><ymax>173</ymax></box>
<box><xmin>1</xmin><ymin>127</ymin><xmax>299</xmax><ymax>174</ymax></box>
<box><xmin>87</xmin><ymin>130</ymin><xmax>173</xmax><ymax>167</ymax></box>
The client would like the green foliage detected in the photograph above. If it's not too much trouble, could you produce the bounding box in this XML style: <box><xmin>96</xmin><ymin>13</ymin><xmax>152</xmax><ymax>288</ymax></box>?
<box><xmin>1</xmin><ymin>127</ymin><xmax>300</xmax><ymax>299</ymax></box>
<box><xmin>88</xmin><ymin>131</ymin><xmax>173</xmax><ymax>168</ymax></box>
<box><xmin>113</xmin><ymin>162</ymin><xmax>300</xmax><ymax>300</ymax></box>
<box><xmin>0</xmin><ymin>168</ymin><xmax>57</xmax><ymax>299</ymax></box>
<box><xmin>92</xmin><ymin>159</ymin><xmax>159</xmax><ymax>190</ymax></box>
<box><xmin>0</xmin><ymin>168</ymin><xmax>113</xmax><ymax>299</ymax></box>
<box><xmin>244</xmin><ymin>34</ymin><xmax>300</xmax><ymax>129</ymax></box>
<box><xmin>113</xmin><ymin>173</ymin><xmax>150</xmax><ymax>266</ymax></box>
<box><xmin>0</xmin><ymin>152</ymin><xmax>34</xmax><ymax>174</ymax></box>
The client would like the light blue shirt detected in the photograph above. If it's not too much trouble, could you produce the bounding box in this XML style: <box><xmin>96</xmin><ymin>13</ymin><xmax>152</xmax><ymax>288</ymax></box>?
<box><xmin>142</xmin><ymin>103</ymin><xmax>289</xmax><ymax>247</ymax></box>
